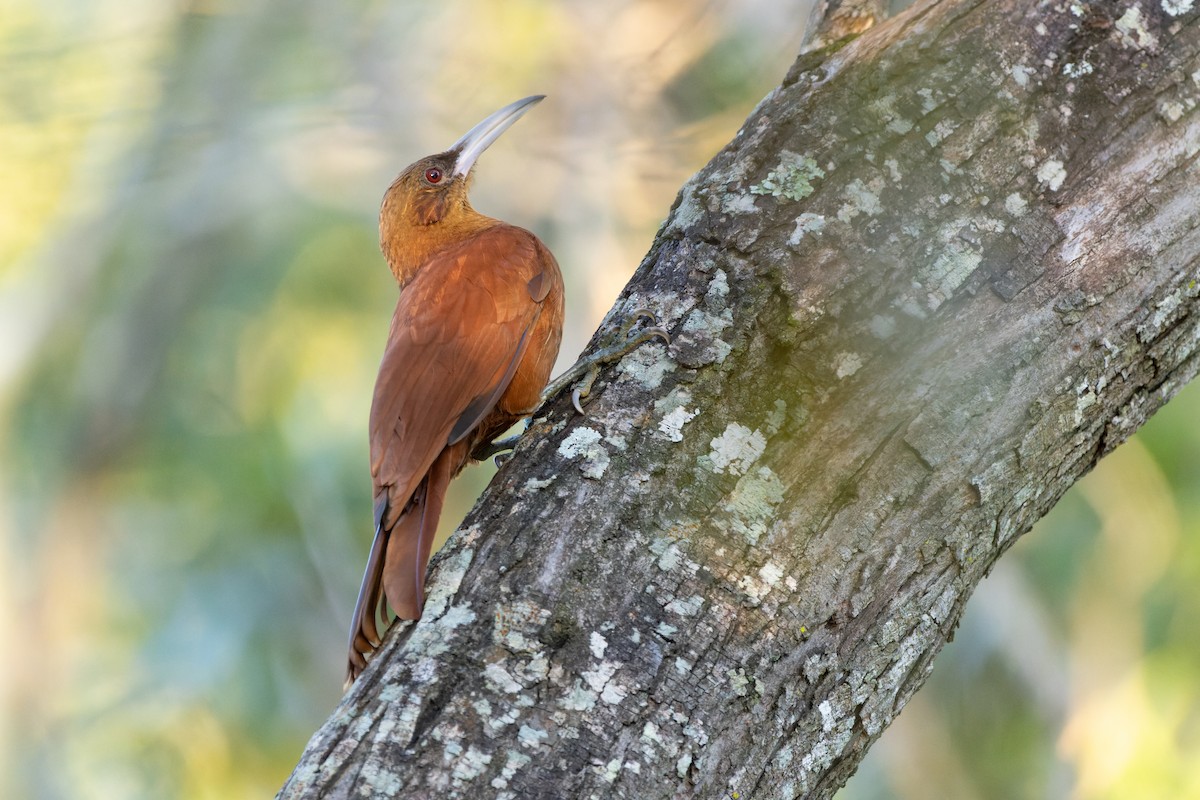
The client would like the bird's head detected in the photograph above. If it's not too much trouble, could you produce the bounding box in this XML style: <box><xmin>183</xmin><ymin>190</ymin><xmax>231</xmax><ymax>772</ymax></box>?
<box><xmin>380</xmin><ymin>95</ymin><xmax>544</xmax><ymax>281</ymax></box>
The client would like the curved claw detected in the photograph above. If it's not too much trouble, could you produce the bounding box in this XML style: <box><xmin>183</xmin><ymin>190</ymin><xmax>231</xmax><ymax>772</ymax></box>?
<box><xmin>639</xmin><ymin>326</ymin><xmax>671</xmax><ymax>345</ymax></box>
<box><xmin>620</xmin><ymin>308</ymin><xmax>660</xmax><ymax>337</ymax></box>
<box><xmin>572</xmin><ymin>387</ymin><xmax>587</xmax><ymax>415</ymax></box>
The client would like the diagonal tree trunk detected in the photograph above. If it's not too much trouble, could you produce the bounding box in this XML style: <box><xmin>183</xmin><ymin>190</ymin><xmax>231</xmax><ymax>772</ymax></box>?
<box><xmin>280</xmin><ymin>0</ymin><xmax>1200</xmax><ymax>797</ymax></box>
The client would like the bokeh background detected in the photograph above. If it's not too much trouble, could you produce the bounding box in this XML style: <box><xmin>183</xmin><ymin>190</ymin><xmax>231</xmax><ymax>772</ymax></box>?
<box><xmin>2</xmin><ymin>2</ymin><xmax>1197</xmax><ymax>798</ymax></box>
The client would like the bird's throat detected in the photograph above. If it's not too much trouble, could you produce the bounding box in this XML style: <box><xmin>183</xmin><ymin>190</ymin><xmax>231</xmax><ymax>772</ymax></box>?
<box><xmin>381</xmin><ymin>211</ymin><xmax>499</xmax><ymax>287</ymax></box>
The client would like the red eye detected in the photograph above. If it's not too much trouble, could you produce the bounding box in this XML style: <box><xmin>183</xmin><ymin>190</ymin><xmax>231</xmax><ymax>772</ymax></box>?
<box><xmin>424</xmin><ymin>167</ymin><xmax>443</xmax><ymax>184</ymax></box>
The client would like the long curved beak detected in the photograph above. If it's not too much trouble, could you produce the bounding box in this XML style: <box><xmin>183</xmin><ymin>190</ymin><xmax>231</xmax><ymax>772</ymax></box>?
<box><xmin>450</xmin><ymin>95</ymin><xmax>544</xmax><ymax>178</ymax></box>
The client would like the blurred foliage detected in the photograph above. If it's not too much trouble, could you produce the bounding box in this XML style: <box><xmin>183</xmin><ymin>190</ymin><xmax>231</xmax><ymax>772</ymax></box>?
<box><xmin>0</xmin><ymin>2</ymin><xmax>1196</xmax><ymax>799</ymax></box>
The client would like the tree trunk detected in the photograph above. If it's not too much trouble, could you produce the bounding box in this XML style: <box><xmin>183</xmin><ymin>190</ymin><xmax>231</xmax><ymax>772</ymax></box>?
<box><xmin>279</xmin><ymin>0</ymin><xmax>1200</xmax><ymax>797</ymax></box>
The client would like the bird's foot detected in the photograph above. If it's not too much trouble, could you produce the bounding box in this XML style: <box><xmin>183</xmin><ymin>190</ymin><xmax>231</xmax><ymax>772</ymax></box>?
<box><xmin>474</xmin><ymin>312</ymin><xmax>668</xmax><ymax>466</ymax></box>
<box><xmin>471</xmin><ymin>431</ymin><xmax>525</xmax><ymax>466</ymax></box>
<box><xmin>541</xmin><ymin>309</ymin><xmax>670</xmax><ymax>414</ymax></box>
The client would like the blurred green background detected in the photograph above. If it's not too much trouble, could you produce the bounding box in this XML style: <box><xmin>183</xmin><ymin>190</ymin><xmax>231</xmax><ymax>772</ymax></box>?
<box><xmin>1</xmin><ymin>2</ymin><xmax>1197</xmax><ymax>798</ymax></box>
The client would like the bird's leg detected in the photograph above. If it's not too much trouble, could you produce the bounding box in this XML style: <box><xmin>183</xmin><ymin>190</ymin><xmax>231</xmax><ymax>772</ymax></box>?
<box><xmin>541</xmin><ymin>308</ymin><xmax>670</xmax><ymax>414</ymax></box>
<box><xmin>471</xmin><ymin>430</ymin><xmax>525</xmax><ymax>464</ymax></box>
<box><xmin>470</xmin><ymin>311</ymin><xmax>670</xmax><ymax>467</ymax></box>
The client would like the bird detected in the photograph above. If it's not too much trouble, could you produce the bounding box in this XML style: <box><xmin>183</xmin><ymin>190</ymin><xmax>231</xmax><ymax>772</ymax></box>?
<box><xmin>345</xmin><ymin>96</ymin><xmax>668</xmax><ymax>684</ymax></box>
<box><xmin>344</xmin><ymin>95</ymin><xmax>562</xmax><ymax>682</ymax></box>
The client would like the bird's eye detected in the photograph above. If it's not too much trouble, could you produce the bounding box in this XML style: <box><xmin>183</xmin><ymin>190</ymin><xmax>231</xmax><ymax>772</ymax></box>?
<box><xmin>424</xmin><ymin>167</ymin><xmax>443</xmax><ymax>184</ymax></box>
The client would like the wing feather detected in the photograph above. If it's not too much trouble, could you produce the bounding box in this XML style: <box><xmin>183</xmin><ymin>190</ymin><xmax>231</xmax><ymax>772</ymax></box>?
<box><xmin>368</xmin><ymin>224</ymin><xmax>556</xmax><ymax>526</ymax></box>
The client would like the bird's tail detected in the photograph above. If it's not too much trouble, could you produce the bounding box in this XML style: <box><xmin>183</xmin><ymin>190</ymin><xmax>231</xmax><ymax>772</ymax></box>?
<box><xmin>382</xmin><ymin>448</ymin><xmax>453</xmax><ymax>621</ymax></box>
<box><xmin>345</xmin><ymin>449</ymin><xmax>455</xmax><ymax>684</ymax></box>
<box><xmin>346</xmin><ymin>495</ymin><xmax>390</xmax><ymax>684</ymax></box>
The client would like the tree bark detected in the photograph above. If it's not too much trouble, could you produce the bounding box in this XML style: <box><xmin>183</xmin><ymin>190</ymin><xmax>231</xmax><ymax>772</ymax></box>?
<box><xmin>280</xmin><ymin>0</ymin><xmax>1200</xmax><ymax>797</ymax></box>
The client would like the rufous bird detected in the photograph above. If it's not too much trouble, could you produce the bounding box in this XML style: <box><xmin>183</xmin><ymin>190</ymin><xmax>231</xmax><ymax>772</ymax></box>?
<box><xmin>346</xmin><ymin>95</ymin><xmax>666</xmax><ymax>683</ymax></box>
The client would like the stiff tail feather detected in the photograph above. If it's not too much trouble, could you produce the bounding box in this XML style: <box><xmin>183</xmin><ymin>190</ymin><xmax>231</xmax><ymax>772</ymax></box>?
<box><xmin>345</xmin><ymin>497</ymin><xmax>390</xmax><ymax>685</ymax></box>
<box><xmin>344</xmin><ymin>450</ymin><xmax>455</xmax><ymax>684</ymax></box>
<box><xmin>382</xmin><ymin>450</ymin><xmax>453</xmax><ymax>621</ymax></box>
